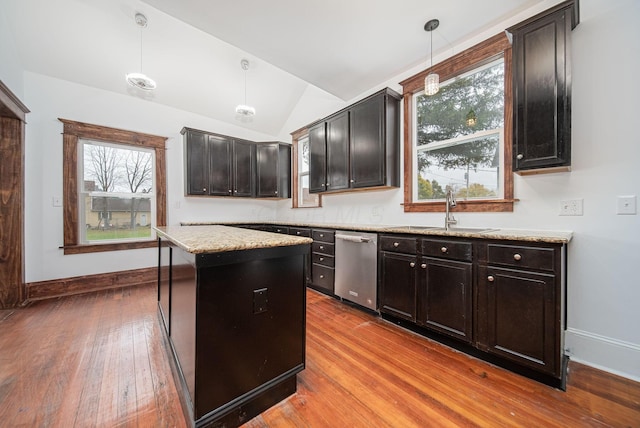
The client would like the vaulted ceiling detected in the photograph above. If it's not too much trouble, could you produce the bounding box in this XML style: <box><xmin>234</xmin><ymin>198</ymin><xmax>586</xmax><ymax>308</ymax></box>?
<box><xmin>3</xmin><ymin>0</ymin><xmax>548</xmax><ymax>136</ymax></box>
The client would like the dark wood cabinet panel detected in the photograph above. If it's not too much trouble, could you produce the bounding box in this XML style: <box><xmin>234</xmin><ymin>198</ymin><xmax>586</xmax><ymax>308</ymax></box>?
<box><xmin>208</xmin><ymin>134</ymin><xmax>233</xmax><ymax>196</ymax></box>
<box><xmin>309</xmin><ymin>228</ymin><xmax>336</xmax><ymax>295</ymax></box>
<box><xmin>232</xmin><ymin>139</ymin><xmax>255</xmax><ymax>197</ymax></box>
<box><xmin>477</xmin><ymin>265</ymin><xmax>559</xmax><ymax>376</ymax></box>
<box><xmin>379</xmin><ymin>251</ymin><xmax>417</xmax><ymax>321</ymax></box>
<box><xmin>308</xmin><ymin>123</ymin><xmax>327</xmax><ymax>193</ymax></box>
<box><xmin>417</xmin><ymin>257</ymin><xmax>472</xmax><ymax>344</ymax></box>
<box><xmin>184</xmin><ymin>129</ymin><xmax>209</xmax><ymax>195</ymax></box>
<box><xmin>510</xmin><ymin>0</ymin><xmax>578</xmax><ymax>173</ymax></box>
<box><xmin>326</xmin><ymin>111</ymin><xmax>350</xmax><ymax>191</ymax></box>
<box><xmin>350</xmin><ymin>91</ymin><xmax>386</xmax><ymax>188</ymax></box>
<box><xmin>256</xmin><ymin>143</ymin><xmax>291</xmax><ymax>198</ymax></box>
<box><xmin>158</xmin><ymin>239</ymin><xmax>171</xmax><ymax>334</ymax></box>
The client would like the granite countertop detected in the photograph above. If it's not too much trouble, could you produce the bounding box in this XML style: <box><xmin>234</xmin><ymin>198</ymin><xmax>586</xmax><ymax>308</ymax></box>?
<box><xmin>183</xmin><ymin>221</ymin><xmax>573</xmax><ymax>244</ymax></box>
<box><xmin>154</xmin><ymin>225</ymin><xmax>313</xmax><ymax>254</ymax></box>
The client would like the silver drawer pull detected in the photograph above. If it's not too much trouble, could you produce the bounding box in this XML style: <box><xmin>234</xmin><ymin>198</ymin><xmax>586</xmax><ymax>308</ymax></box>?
<box><xmin>517</xmin><ymin>154</ymin><xmax>524</xmax><ymax>160</ymax></box>
<box><xmin>409</xmin><ymin>262</ymin><xmax>416</xmax><ymax>268</ymax></box>
<box><xmin>319</xmin><ymin>245</ymin><xmax>324</xmax><ymax>250</ymax></box>
<box><xmin>441</xmin><ymin>246</ymin><xmax>447</xmax><ymax>253</ymax></box>
<box><xmin>296</xmin><ymin>231</ymin><xmax>301</xmax><ymax>235</ymax></box>
<box><xmin>421</xmin><ymin>263</ymin><xmax>427</xmax><ymax>269</ymax></box>
<box><xmin>514</xmin><ymin>253</ymin><xmax>522</xmax><ymax>261</ymax></box>
<box><xmin>320</xmin><ymin>274</ymin><xmax>324</xmax><ymax>279</ymax></box>
<box><xmin>319</xmin><ymin>257</ymin><xmax>324</xmax><ymax>261</ymax></box>
<box><xmin>393</xmin><ymin>242</ymin><xmax>399</xmax><ymax>247</ymax></box>
<box><xmin>203</xmin><ymin>188</ymin><xmax>207</xmax><ymax>192</ymax></box>
<box><xmin>319</xmin><ymin>234</ymin><xmax>324</xmax><ymax>237</ymax></box>
<box><xmin>488</xmin><ymin>275</ymin><xmax>495</xmax><ymax>282</ymax></box>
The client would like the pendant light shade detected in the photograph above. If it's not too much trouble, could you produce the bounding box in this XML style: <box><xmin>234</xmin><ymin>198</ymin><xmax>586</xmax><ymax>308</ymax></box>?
<box><xmin>235</xmin><ymin>59</ymin><xmax>256</xmax><ymax>117</ymax></box>
<box><xmin>126</xmin><ymin>13</ymin><xmax>156</xmax><ymax>91</ymax></box>
<box><xmin>424</xmin><ymin>19</ymin><xmax>440</xmax><ymax>96</ymax></box>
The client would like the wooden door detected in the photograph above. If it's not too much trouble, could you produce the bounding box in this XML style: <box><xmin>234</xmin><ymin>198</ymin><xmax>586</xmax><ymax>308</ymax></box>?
<box><xmin>379</xmin><ymin>251</ymin><xmax>417</xmax><ymax>321</ymax></box>
<box><xmin>232</xmin><ymin>140</ymin><xmax>255</xmax><ymax>197</ymax></box>
<box><xmin>256</xmin><ymin>143</ymin><xmax>279</xmax><ymax>197</ymax></box>
<box><xmin>184</xmin><ymin>130</ymin><xmax>209</xmax><ymax>195</ymax></box>
<box><xmin>208</xmin><ymin>135</ymin><xmax>233</xmax><ymax>196</ymax></box>
<box><xmin>350</xmin><ymin>93</ymin><xmax>384</xmax><ymax>188</ymax></box>
<box><xmin>308</xmin><ymin>123</ymin><xmax>326</xmax><ymax>193</ymax></box>
<box><xmin>325</xmin><ymin>111</ymin><xmax>349</xmax><ymax>191</ymax></box>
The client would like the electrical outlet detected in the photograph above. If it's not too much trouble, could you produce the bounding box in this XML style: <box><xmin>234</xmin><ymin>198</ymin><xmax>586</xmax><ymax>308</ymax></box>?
<box><xmin>559</xmin><ymin>199</ymin><xmax>583</xmax><ymax>216</ymax></box>
<box><xmin>617</xmin><ymin>195</ymin><xmax>637</xmax><ymax>215</ymax></box>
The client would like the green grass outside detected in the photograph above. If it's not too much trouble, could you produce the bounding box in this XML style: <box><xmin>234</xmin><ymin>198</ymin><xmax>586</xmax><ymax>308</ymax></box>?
<box><xmin>86</xmin><ymin>226</ymin><xmax>152</xmax><ymax>241</ymax></box>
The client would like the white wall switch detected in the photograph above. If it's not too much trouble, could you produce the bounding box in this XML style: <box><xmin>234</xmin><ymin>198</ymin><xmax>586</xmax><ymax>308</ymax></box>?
<box><xmin>559</xmin><ymin>198</ymin><xmax>583</xmax><ymax>216</ymax></box>
<box><xmin>52</xmin><ymin>196</ymin><xmax>62</xmax><ymax>207</ymax></box>
<box><xmin>616</xmin><ymin>195</ymin><xmax>637</xmax><ymax>215</ymax></box>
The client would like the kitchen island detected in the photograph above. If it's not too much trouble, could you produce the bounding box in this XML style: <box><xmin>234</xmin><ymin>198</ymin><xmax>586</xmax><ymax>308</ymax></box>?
<box><xmin>154</xmin><ymin>225</ymin><xmax>312</xmax><ymax>427</ymax></box>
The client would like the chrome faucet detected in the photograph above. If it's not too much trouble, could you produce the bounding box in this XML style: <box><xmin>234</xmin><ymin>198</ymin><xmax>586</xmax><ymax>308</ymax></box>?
<box><xmin>445</xmin><ymin>186</ymin><xmax>457</xmax><ymax>231</ymax></box>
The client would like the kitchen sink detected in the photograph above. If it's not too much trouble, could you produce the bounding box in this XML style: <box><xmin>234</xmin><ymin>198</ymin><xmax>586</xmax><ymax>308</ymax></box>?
<box><xmin>387</xmin><ymin>226</ymin><xmax>498</xmax><ymax>234</ymax></box>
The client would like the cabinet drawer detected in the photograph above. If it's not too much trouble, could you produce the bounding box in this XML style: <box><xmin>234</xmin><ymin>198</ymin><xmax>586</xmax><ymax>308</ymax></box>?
<box><xmin>422</xmin><ymin>239</ymin><xmax>472</xmax><ymax>261</ymax></box>
<box><xmin>487</xmin><ymin>244</ymin><xmax>556</xmax><ymax>271</ymax></box>
<box><xmin>312</xmin><ymin>229</ymin><xmax>335</xmax><ymax>243</ymax></box>
<box><xmin>312</xmin><ymin>241</ymin><xmax>335</xmax><ymax>256</ymax></box>
<box><xmin>312</xmin><ymin>264</ymin><xmax>334</xmax><ymax>292</ymax></box>
<box><xmin>312</xmin><ymin>252</ymin><xmax>334</xmax><ymax>267</ymax></box>
<box><xmin>289</xmin><ymin>227</ymin><xmax>311</xmax><ymax>237</ymax></box>
<box><xmin>380</xmin><ymin>235</ymin><xmax>417</xmax><ymax>253</ymax></box>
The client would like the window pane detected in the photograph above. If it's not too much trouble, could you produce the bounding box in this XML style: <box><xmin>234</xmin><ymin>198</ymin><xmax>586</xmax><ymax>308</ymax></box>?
<box><xmin>416</xmin><ymin>60</ymin><xmax>504</xmax><ymax>147</ymax></box>
<box><xmin>81</xmin><ymin>140</ymin><xmax>155</xmax><ymax>243</ymax></box>
<box><xmin>299</xmin><ymin>137</ymin><xmax>310</xmax><ymax>173</ymax></box>
<box><xmin>414</xmin><ymin>59</ymin><xmax>504</xmax><ymax>202</ymax></box>
<box><xmin>416</xmin><ymin>134</ymin><xmax>500</xmax><ymax>201</ymax></box>
<box><xmin>298</xmin><ymin>174</ymin><xmax>319</xmax><ymax>207</ymax></box>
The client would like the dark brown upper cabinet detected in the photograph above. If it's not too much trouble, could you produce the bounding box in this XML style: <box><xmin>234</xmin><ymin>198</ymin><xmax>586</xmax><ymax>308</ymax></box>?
<box><xmin>309</xmin><ymin>88</ymin><xmax>401</xmax><ymax>194</ymax></box>
<box><xmin>182</xmin><ymin>128</ymin><xmax>290</xmax><ymax>199</ymax></box>
<box><xmin>508</xmin><ymin>0</ymin><xmax>579</xmax><ymax>174</ymax></box>
<box><xmin>256</xmin><ymin>142</ymin><xmax>291</xmax><ymax>198</ymax></box>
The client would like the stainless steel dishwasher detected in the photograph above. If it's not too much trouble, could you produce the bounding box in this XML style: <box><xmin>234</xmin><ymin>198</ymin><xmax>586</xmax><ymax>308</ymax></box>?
<box><xmin>334</xmin><ymin>230</ymin><xmax>378</xmax><ymax>311</ymax></box>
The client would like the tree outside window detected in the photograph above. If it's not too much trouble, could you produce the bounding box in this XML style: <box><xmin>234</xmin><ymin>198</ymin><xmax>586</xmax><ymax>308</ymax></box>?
<box><xmin>414</xmin><ymin>59</ymin><xmax>504</xmax><ymax>202</ymax></box>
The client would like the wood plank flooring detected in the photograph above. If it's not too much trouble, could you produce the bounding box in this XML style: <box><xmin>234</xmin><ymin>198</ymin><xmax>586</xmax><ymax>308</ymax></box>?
<box><xmin>0</xmin><ymin>283</ymin><xmax>638</xmax><ymax>427</ymax></box>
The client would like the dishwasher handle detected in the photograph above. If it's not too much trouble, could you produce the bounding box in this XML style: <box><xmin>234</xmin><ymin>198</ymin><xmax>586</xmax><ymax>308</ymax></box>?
<box><xmin>335</xmin><ymin>234</ymin><xmax>372</xmax><ymax>243</ymax></box>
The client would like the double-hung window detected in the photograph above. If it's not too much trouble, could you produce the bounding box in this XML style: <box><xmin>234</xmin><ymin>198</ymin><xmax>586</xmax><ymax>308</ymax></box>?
<box><xmin>60</xmin><ymin>119</ymin><xmax>167</xmax><ymax>254</ymax></box>
<box><xmin>401</xmin><ymin>33</ymin><xmax>514</xmax><ymax>213</ymax></box>
<box><xmin>291</xmin><ymin>130</ymin><xmax>321</xmax><ymax>208</ymax></box>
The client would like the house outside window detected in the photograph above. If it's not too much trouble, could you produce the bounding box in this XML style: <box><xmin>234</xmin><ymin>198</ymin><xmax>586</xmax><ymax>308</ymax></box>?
<box><xmin>79</xmin><ymin>140</ymin><xmax>155</xmax><ymax>243</ymax></box>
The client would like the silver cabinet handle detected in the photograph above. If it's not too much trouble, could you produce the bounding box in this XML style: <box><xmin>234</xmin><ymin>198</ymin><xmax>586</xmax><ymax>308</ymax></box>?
<box><xmin>350</xmin><ymin>179</ymin><xmax>355</xmax><ymax>183</ymax></box>
<box><xmin>514</xmin><ymin>253</ymin><xmax>522</xmax><ymax>261</ymax></box>
<box><xmin>517</xmin><ymin>154</ymin><xmax>524</xmax><ymax>160</ymax></box>
<box><xmin>393</xmin><ymin>242</ymin><xmax>399</xmax><ymax>247</ymax></box>
<box><xmin>488</xmin><ymin>275</ymin><xmax>495</xmax><ymax>282</ymax></box>
<box><xmin>203</xmin><ymin>188</ymin><xmax>207</xmax><ymax>192</ymax></box>
<box><xmin>319</xmin><ymin>257</ymin><xmax>324</xmax><ymax>261</ymax></box>
<box><xmin>320</xmin><ymin>274</ymin><xmax>324</xmax><ymax>279</ymax></box>
<box><xmin>410</xmin><ymin>262</ymin><xmax>416</xmax><ymax>268</ymax></box>
<box><xmin>319</xmin><ymin>234</ymin><xmax>324</xmax><ymax>238</ymax></box>
<box><xmin>441</xmin><ymin>246</ymin><xmax>447</xmax><ymax>253</ymax></box>
<box><xmin>421</xmin><ymin>263</ymin><xmax>427</xmax><ymax>269</ymax></box>
<box><xmin>296</xmin><ymin>231</ymin><xmax>301</xmax><ymax>235</ymax></box>
<box><xmin>319</xmin><ymin>245</ymin><xmax>324</xmax><ymax>250</ymax></box>
<box><xmin>228</xmin><ymin>189</ymin><xmax>232</xmax><ymax>193</ymax></box>
<box><xmin>275</xmin><ymin>190</ymin><xmax>278</xmax><ymax>195</ymax></box>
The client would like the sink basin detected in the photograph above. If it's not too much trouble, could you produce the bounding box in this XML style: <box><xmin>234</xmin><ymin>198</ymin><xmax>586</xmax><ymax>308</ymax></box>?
<box><xmin>387</xmin><ymin>226</ymin><xmax>498</xmax><ymax>234</ymax></box>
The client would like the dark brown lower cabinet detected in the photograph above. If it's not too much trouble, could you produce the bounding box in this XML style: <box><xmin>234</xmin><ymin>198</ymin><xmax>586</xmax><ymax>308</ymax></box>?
<box><xmin>477</xmin><ymin>265</ymin><xmax>559</xmax><ymax>376</ymax></box>
<box><xmin>417</xmin><ymin>257</ymin><xmax>472</xmax><ymax>344</ymax></box>
<box><xmin>379</xmin><ymin>251</ymin><xmax>417</xmax><ymax>322</ymax></box>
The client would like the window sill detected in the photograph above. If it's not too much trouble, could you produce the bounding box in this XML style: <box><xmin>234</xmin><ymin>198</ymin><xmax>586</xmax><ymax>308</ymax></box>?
<box><xmin>403</xmin><ymin>199</ymin><xmax>516</xmax><ymax>213</ymax></box>
<box><xmin>62</xmin><ymin>240</ymin><xmax>157</xmax><ymax>255</ymax></box>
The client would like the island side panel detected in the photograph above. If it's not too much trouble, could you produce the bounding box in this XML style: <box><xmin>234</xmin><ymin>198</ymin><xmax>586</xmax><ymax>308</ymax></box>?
<box><xmin>194</xmin><ymin>250</ymin><xmax>306</xmax><ymax>420</ymax></box>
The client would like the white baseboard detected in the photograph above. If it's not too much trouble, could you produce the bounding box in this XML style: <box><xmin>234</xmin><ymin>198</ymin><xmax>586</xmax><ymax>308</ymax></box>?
<box><xmin>565</xmin><ymin>328</ymin><xmax>640</xmax><ymax>382</ymax></box>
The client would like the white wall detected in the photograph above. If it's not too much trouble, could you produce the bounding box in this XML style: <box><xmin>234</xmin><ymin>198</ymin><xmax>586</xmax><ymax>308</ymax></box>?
<box><xmin>277</xmin><ymin>0</ymin><xmax>640</xmax><ymax>380</ymax></box>
<box><xmin>0</xmin><ymin>4</ymin><xmax>24</xmax><ymax>98</ymax></box>
<box><xmin>23</xmin><ymin>72</ymin><xmax>279</xmax><ymax>283</ymax></box>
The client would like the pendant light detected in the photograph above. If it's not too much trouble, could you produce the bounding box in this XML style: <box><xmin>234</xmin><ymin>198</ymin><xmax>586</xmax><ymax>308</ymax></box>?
<box><xmin>424</xmin><ymin>19</ymin><xmax>440</xmax><ymax>96</ymax></box>
<box><xmin>235</xmin><ymin>59</ymin><xmax>256</xmax><ymax>117</ymax></box>
<box><xmin>126</xmin><ymin>13</ymin><xmax>156</xmax><ymax>91</ymax></box>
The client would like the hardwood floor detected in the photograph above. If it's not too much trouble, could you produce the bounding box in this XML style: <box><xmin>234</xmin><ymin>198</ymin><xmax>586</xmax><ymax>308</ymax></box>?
<box><xmin>0</xmin><ymin>284</ymin><xmax>638</xmax><ymax>427</ymax></box>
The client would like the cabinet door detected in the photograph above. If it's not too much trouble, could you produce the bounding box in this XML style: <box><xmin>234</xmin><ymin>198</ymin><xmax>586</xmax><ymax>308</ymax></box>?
<box><xmin>277</xmin><ymin>144</ymin><xmax>291</xmax><ymax>198</ymax></box>
<box><xmin>478</xmin><ymin>265</ymin><xmax>559</xmax><ymax>376</ymax></box>
<box><xmin>309</xmin><ymin>123</ymin><xmax>327</xmax><ymax>193</ymax></box>
<box><xmin>379</xmin><ymin>251</ymin><xmax>417</xmax><ymax>321</ymax></box>
<box><xmin>326</xmin><ymin>111</ymin><xmax>349</xmax><ymax>191</ymax></box>
<box><xmin>232</xmin><ymin>140</ymin><xmax>255</xmax><ymax>197</ymax></box>
<box><xmin>208</xmin><ymin>135</ymin><xmax>233</xmax><ymax>196</ymax></box>
<box><xmin>417</xmin><ymin>257</ymin><xmax>472</xmax><ymax>344</ymax></box>
<box><xmin>185</xmin><ymin>130</ymin><xmax>209</xmax><ymax>195</ymax></box>
<box><xmin>350</xmin><ymin>93</ymin><xmax>385</xmax><ymax>188</ymax></box>
<box><xmin>256</xmin><ymin>143</ymin><xmax>279</xmax><ymax>197</ymax></box>
<box><xmin>158</xmin><ymin>238</ymin><xmax>171</xmax><ymax>334</ymax></box>
<box><xmin>512</xmin><ymin>8</ymin><xmax>572</xmax><ymax>171</ymax></box>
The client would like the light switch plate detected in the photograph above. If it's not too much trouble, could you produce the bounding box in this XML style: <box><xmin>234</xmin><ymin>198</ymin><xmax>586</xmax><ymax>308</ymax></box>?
<box><xmin>559</xmin><ymin>199</ymin><xmax>583</xmax><ymax>216</ymax></box>
<box><xmin>52</xmin><ymin>196</ymin><xmax>62</xmax><ymax>207</ymax></box>
<box><xmin>617</xmin><ymin>195</ymin><xmax>637</xmax><ymax>215</ymax></box>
